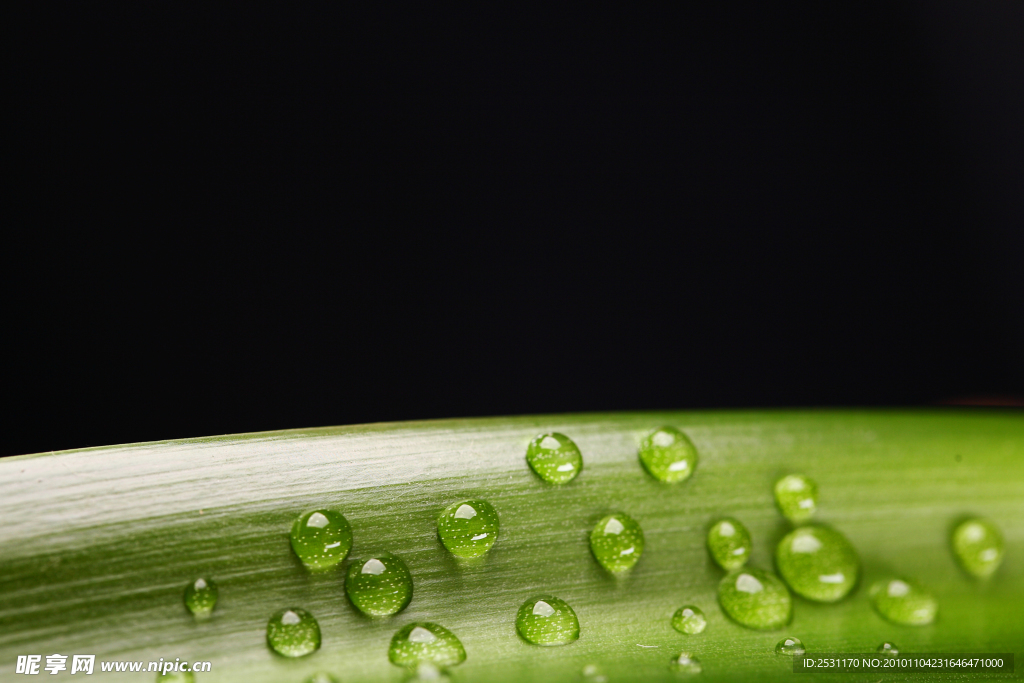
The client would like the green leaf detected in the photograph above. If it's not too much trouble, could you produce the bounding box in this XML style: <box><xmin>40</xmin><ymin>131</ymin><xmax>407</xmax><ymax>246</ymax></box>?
<box><xmin>1</xmin><ymin>411</ymin><xmax>1022</xmax><ymax>682</ymax></box>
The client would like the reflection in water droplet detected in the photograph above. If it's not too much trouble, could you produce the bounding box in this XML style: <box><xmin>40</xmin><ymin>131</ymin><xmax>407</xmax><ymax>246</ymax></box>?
<box><xmin>669</xmin><ymin>653</ymin><xmax>702</xmax><ymax>675</ymax></box>
<box><xmin>876</xmin><ymin>642</ymin><xmax>899</xmax><ymax>657</ymax></box>
<box><xmin>526</xmin><ymin>433</ymin><xmax>583</xmax><ymax>484</ymax></box>
<box><xmin>671</xmin><ymin>605</ymin><xmax>707</xmax><ymax>635</ymax></box>
<box><xmin>775</xmin><ymin>637</ymin><xmax>805</xmax><ymax>656</ymax></box>
<box><xmin>951</xmin><ymin>518</ymin><xmax>1004</xmax><ymax>579</ymax></box>
<box><xmin>345</xmin><ymin>553</ymin><xmax>413</xmax><ymax>616</ymax></box>
<box><xmin>388</xmin><ymin>622</ymin><xmax>466</xmax><ymax>668</ymax></box>
<box><xmin>707</xmin><ymin>518</ymin><xmax>752</xmax><ymax>570</ymax></box>
<box><xmin>638</xmin><ymin>427</ymin><xmax>698</xmax><ymax>483</ymax></box>
<box><xmin>516</xmin><ymin>595</ymin><xmax>580</xmax><ymax>645</ymax></box>
<box><xmin>437</xmin><ymin>499</ymin><xmax>500</xmax><ymax>559</ymax></box>
<box><xmin>718</xmin><ymin>568</ymin><xmax>792</xmax><ymax>630</ymax></box>
<box><xmin>773</xmin><ymin>475</ymin><xmax>818</xmax><ymax>523</ymax></box>
<box><xmin>290</xmin><ymin>509</ymin><xmax>353</xmax><ymax>570</ymax></box>
<box><xmin>266</xmin><ymin>608</ymin><xmax>321</xmax><ymax>657</ymax></box>
<box><xmin>590</xmin><ymin>513</ymin><xmax>644</xmax><ymax>573</ymax></box>
<box><xmin>184</xmin><ymin>577</ymin><xmax>218</xmax><ymax>617</ymax></box>
<box><xmin>775</xmin><ymin>526</ymin><xmax>859</xmax><ymax>602</ymax></box>
<box><xmin>869</xmin><ymin>578</ymin><xmax>937</xmax><ymax>626</ymax></box>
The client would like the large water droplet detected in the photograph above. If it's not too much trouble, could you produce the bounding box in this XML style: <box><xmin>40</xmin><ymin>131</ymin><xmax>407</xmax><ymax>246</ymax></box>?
<box><xmin>388</xmin><ymin>622</ymin><xmax>466</xmax><ymax>668</ymax></box>
<box><xmin>156</xmin><ymin>673</ymin><xmax>194</xmax><ymax>683</ymax></box>
<box><xmin>951</xmin><ymin>517</ymin><xmax>1004</xmax><ymax>579</ymax></box>
<box><xmin>437</xmin><ymin>499</ymin><xmax>499</xmax><ymax>559</ymax></box>
<box><xmin>304</xmin><ymin>674</ymin><xmax>339</xmax><ymax>683</ymax></box>
<box><xmin>773</xmin><ymin>474</ymin><xmax>818</xmax><ymax>523</ymax></box>
<box><xmin>266</xmin><ymin>607</ymin><xmax>321</xmax><ymax>657</ymax></box>
<box><xmin>345</xmin><ymin>553</ymin><xmax>413</xmax><ymax>616</ymax></box>
<box><xmin>869</xmin><ymin>578</ymin><xmax>937</xmax><ymax>626</ymax></box>
<box><xmin>775</xmin><ymin>526</ymin><xmax>859</xmax><ymax>602</ymax></box>
<box><xmin>515</xmin><ymin>595</ymin><xmax>580</xmax><ymax>646</ymax></box>
<box><xmin>183</xmin><ymin>577</ymin><xmax>218</xmax><ymax>617</ymax></box>
<box><xmin>876</xmin><ymin>642</ymin><xmax>899</xmax><ymax>657</ymax></box>
<box><xmin>775</xmin><ymin>637</ymin><xmax>805</xmax><ymax>656</ymax></box>
<box><xmin>590</xmin><ymin>512</ymin><xmax>644</xmax><ymax>574</ymax></box>
<box><xmin>671</xmin><ymin>605</ymin><xmax>706</xmax><ymax>635</ymax></box>
<box><xmin>638</xmin><ymin>427</ymin><xmax>698</xmax><ymax>483</ymax></box>
<box><xmin>290</xmin><ymin>509</ymin><xmax>353</xmax><ymax>570</ymax></box>
<box><xmin>526</xmin><ymin>433</ymin><xmax>583</xmax><ymax>484</ymax></box>
<box><xmin>717</xmin><ymin>567</ymin><xmax>792</xmax><ymax>630</ymax></box>
<box><xmin>707</xmin><ymin>518</ymin><xmax>752</xmax><ymax>570</ymax></box>
<box><xmin>669</xmin><ymin>653</ymin><xmax>702</xmax><ymax>675</ymax></box>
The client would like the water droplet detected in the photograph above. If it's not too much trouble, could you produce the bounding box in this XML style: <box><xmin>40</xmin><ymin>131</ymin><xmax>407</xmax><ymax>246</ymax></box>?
<box><xmin>707</xmin><ymin>518</ymin><xmax>752</xmax><ymax>570</ymax></box>
<box><xmin>304</xmin><ymin>674</ymin><xmax>339</xmax><ymax>683</ymax></box>
<box><xmin>717</xmin><ymin>567</ymin><xmax>792</xmax><ymax>630</ymax></box>
<box><xmin>669</xmin><ymin>653</ymin><xmax>702</xmax><ymax>675</ymax></box>
<box><xmin>581</xmin><ymin>664</ymin><xmax>608</xmax><ymax>682</ymax></box>
<box><xmin>345</xmin><ymin>552</ymin><xmax>414</xmax><ymax>616</ymax></box>
<box><xmin>526</xmin><ymin>433</ymin><xmax>583</xmax><ymax>484</ymax></box>
<box><xmin>266</xmin><ymin>607</ymin><xmax>321</xmax><ymax>657</ymax></box>
<box><xmin>290</xmin><ymin>509</ymin><xmax>353</xmax><ymax>570</ymax></box>
<box><xmin>773</xmin><ymin>474</ymin><xmax>817</xmax><ymax>523</ymax></box>
<box><xmin>183</xmin><ymin>577</ymin><xmax>218</xmax><ymax>617</ymax></box>
<box><xmin>516</xmin><ymin>595</ymin><xmax>580</xmax><ymax>646</ymax></box>
<box><xmin>437</xmin><ymin>499</ymin><xmax>499</xmax><ymax>559</ymax></box>
<box><xmin>951</xmin><ymin>517</ymin><xmax>1004</xmax><ymax>579</ymax></box>
<box><xmin>876</xmin><ymin>642</ymin><xmax>899</xmax><ymax>657</ymax></box>
<box><xmin>775</xmin><ymin>526</ymin><xmax>859</xmax><ymax>602</ymax></box>
<box><xmin>775</xmin><ymin>637</ymin><xmax>805</xmax><ymax>656</ymax></box>
<box><xmin>671</xmin><ymin>606</ymin><xmax>707</xmax><ymax>635</ymax></box>
<box><xmin>590</xmin><ymin>513</ymin><xmax>644</xmax><ymax>573</ymax></box>
<box><xmin>638</xmin><ymin>427</ymin><xmax>698</xmax><ymax>483</ymax></box>
<box><xmin>869</xmin><ymin>578</ymin><xmax>937</xmax><ymax>626</ymax></box>
<box><xmin>156</xmin><ymin>673</ymin><xmax>194</xmax><ymax>683</ymax></box>
<box><xmin>388</xmin><ymin>622</ymin><xmax>466</xmax><ymax>668</ymax></box>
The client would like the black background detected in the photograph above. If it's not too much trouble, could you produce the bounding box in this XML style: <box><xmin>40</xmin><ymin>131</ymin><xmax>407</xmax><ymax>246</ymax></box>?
<box><xmin>7</xmin><ymin>2</ymin><xmax>1023</xmax><ymax>458</ymax></box>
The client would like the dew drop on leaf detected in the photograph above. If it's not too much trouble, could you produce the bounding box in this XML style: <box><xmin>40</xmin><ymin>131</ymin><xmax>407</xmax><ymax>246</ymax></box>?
<box><xmin>775</xmin><ymin>637</ymin><xmax>805</xmax><ymax>656</ymax></box>
<box><xmin>775</xmin><ymin>526</ymin><xmax>859</xmax><ymax>602</ymax></box>
<box><xmin>671</xmin><ymin>605</ymin><xmax>707</xmax><ymax>635</ymax></box>
<box><xmin>669</xmin><ymin>652</ymin><xmax>702</xmax><ymax>675</ymax></box>
<box><xmin>183</xmin><ymin>577</ymin><xmax>218</xmax><ymax>617</ymax></box>
<box><xmin>869</xmin><ymin>578</ymin><xmax>937</xmax><ymax>625</ymax></box>
<box><xmin>515</xmin><ymin>595</ymin><xmax>580</xmax><ymax>645</ymax></box>
<box><xmin>951</xmin><ymin>517</ymin><xmax>1004</xmax><ymax>579</ymax></box>
<box><xmin>590</xmin><ymin>512</ymin><xmax>644</xmax><ymax>573</ymax></box>
<box><xmin>707</xmin><ymin>518</ymin><xmax>752</xmax><ymax>570</ymax></box>
<box><xmin>437</xmin><ymin>499</ymin><xmax>499</xmax><ymax>559</ymax></box>
<box><xmin>773</xmin><ymin>474</ymin><xmax>818</xmax><ymax>523</ymax></box>
<box><xmin>638</xmin><ymin>427</ymin><xmax>698</xmax><ymax>483</ymax></box>
<box><xmin>345</xmin><ymin>553</ymin><xmax>414</xmax><ymax>616</ymax></box>
<box><xmin>266</xmin><ymin>607</ymin><xmax>321</xmax><ymax>657</ymax></box>
<box><xmin>388</xmin><ymin>622</ymin><xmax>466</xmax><ymax>668</ymax></box>
<box><xmin>876</xmin><ymin>642</ymin><xmax>899</xmax><ymax>657</ymax></box>
<box><xmin>717</xmin><ymin>567</ymin><xmax>792</xmax><ymax>630</ymax></box>
<box><xmin>526</xmin><ymin>433</ymin><xmax>583</xmax><ymax>484</ymax></box>
<box><xmin>289</xmin><ymin>509</ymin><xmax>353</xmax><ymax>570</ymax></box>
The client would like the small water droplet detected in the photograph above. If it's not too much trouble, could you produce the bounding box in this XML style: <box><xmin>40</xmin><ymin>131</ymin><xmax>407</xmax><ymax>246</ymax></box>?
<box><xmin>590</xmin><ymin>512</ymin><xmax>644</xmax><ymax>574</ymax></box>
<box><xmin>671</xmin><ymin>605</ymin><xmax>706</xmax><ymax>635</ymax></box>
<box><xmin>869</xmin><ymin>578</ymin><xmax>937</xmax><ymax>625</ymax></box>
<box><xmin>717</xmin><ymin>567</ymin><xmax>792</xmax><ymax>630</ymax></box>
<box><xmin>638</xmin><ymin>427</ymin><xmax>698</xmax><ymax>483</ymax></box>
<box><xmin>156</xmin><ymin>673</ymin><xmax>194</xmax><ymax>683</ymax></box>
<box><xmin>183</xmin><ymin>577</ymin><xmax>218</xmax><ymax>617</ymax></box>
<box><xmin>266</xmin><ymin>607</ymin><xmax>321</xmax><ymax>657</ymax></box>
<box><xmin>951</xmin><ymin>517</ymin><xmax>1004</xmax><ymax>579</ymax></box>
<box><xmin>290</xmin><ymin>509</ymin><xmax>353</xmax><ymax>570</ymax></box>
<box><xmin>516</xmin><ymin>595</ymin><xmax>580</xmax><ymax>646</ymax></box>
<box><xmin>773</xmin><ymin>474</ymin><xmax>818</xmax><ymax>523</ymax></box>
<box><xmin>388</xmin><ymin>622</ymin><xmax>466</xmax><ymax>668</ymax></box>
<box><xmin>437</xmin><ymin>499</ymin><xmax>499</xmax><ymax>559</ymax></box>
<box><xmin>876</xmin><ymin>642</ymin><xmax>899</xmax><ymax>657</ymax></box>
<box><xmin>707</xmin><ymin>518</ymin><xmax>752</xmax><ymax>570</ymax></box>
<box><xmin>775</xmin><ymin>637</ymin><xmax>805</xmax><ymax>656</ymax></box>
<box><xmin>669</xmin><ymin>653</ymin><xmax>702</xmax><ymax>675</ymax></box>
<box><xmin>526</xmin><ymin>433</ymin><xmax>583</xmax><ymax>484</ymax></box>
<box><xmin>345</xmin><ymin>552</ymin><xmax>413</xmax><ymax>616</ymax></box>
<box><xmin>581</xmin><ymin>664</ymin><xmax>608</xmax><ymax>682</ymax></box>
<box><xmin>775</xmin><ymin>526</ymin><xmax>859</xmax><ymax>602</ymax></box>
